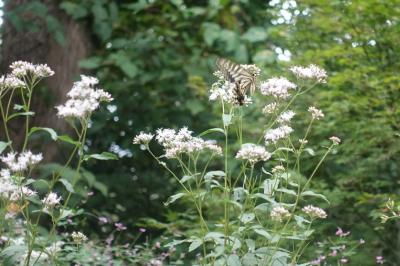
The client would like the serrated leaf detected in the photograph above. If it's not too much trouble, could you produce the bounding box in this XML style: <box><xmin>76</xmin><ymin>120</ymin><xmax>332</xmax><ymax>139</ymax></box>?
<box><xmin>240</xmin><ymin>213</ymin><xmax>255</xmax><ymax>224</ymax></box>
<box><xmin>188</xmin><ymin>239</ymin><xmax>203</xmax><ymax>252</ymax></box>
<box><xmin>29</xmin><ymin>127</ymin><xmax>58</xmax><ymax>140</ymax></box>
<box><xmin>83</xmin><ymin>152</ymin><xmax>118</xmax><ymax>161</ymax></box>
<box><xmin>301</xmin><ymin>191</ymin><xmax>330</xmax><ymax>204</ymax></box>
<box><xmin>59</xmin><ymin>178</ymin><xmax>74</xmax><ymax>193</ymax></box>
<box><xmin>0</xmin><ymin>141</ymin><xmax>11</xmax><ymax>154</ymax></box>
<box><xmin>164</xmin><ymin>192</ymin><xmax>186</xmax><ymax>206</ymax></box>
<box><xmin>198</xmin><ymin>128</ymin><xmax>225</xmax><ymax>137</ymax></box>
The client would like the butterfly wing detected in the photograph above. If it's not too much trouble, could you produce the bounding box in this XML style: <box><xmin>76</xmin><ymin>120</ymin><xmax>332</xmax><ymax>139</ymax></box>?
<box><xmin>216</xmin><ymin>58</ymin><xmax>256</xmax><ymax>94</ymax></box>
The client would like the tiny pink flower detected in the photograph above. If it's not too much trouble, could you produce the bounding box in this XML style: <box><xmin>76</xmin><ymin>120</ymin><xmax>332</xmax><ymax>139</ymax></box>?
<box><xmin>114</xmin><ymin>222</ymin><xmax>127</xmax><ymax>231</ymax></box>
<box><xmin>336</xmin><ymin>227</ymin><xmax>350</xmax><ymax>237</ymax></box>
<box><xmin>98</xmin><ymin>217</ymin><xmax>108</xmax><ymax>224</ymax></box>
<box><xmin>376</xmin><ymin>256</ymin><xmax>384</xmax><ymax>264</ymax></box>
<box><xmin>330</xmin><ymin>250</ymin><xmax>338</xmax><ymax>257</ymax></box>
<box><xmin>139</xmin><ymin>228</ymin><xmax>146</xmax><ymax>233</ymax></box>
<box><xmin>340</xmin><ymin>258</ymin><xmax>348</xmax><ymax>263</ymax></box>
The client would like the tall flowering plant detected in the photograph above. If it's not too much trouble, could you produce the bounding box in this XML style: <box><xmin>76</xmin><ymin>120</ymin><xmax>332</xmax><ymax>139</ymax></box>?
<box><xmin>0</xmin><ymin>62</ymin><xmax>115</xmax><ymax>265</ymax></box>
<box><xmin>134</xmin><ymin>63</ymin><xmax>339</xmax><ymax>265</ymax></box>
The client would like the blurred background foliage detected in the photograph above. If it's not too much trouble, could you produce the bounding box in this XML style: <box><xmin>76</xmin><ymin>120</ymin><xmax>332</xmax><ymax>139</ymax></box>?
<box><xmin>1</xmin><ymin>0</ymin><xmax>400</xmax><ymax>264</ymax></box>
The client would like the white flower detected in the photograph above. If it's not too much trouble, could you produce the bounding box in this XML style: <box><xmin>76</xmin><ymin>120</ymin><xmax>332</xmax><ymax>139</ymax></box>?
<box><xmin>308</xmin><ymin>106</ymin><xmax>324</xmax><ymax>120</ymax></box>
<box><xmin>45</xmin><ymin>241</ymin><xmax>64</xmax><ymax>256</ymax></box>
<box><xmin>329</xmin><ymin>136</ymin><xmax>341</xmax><ymax>145</ymax></box>
<box><xmin>0</xmin><ymin>75</ymin><xmax>25</xmax><ymax>90</ymax></box>
<box><xmin>71</xmin><ymin>231</ymin><xmax>88</xmax><ymax>244</ymax></box>
<box><xmin>133</xmin><ymin>132</ymin><xmax>154</xmax><ymax>145</ymax></box>
<box><xmin>209</xmin><ymin>79</ymin><xmax>252</xmax><ymax>106</ymax></box>
<box><xmin>272</xmin><ymin>165</ymin><xmax>285</xmax><ymax>173</ymax></box>
<box><xmin>155</xmin><ymin>127</ymin><xmax>222</xmax><ymax>158</ymax></box>
<box><xmin>10</xmin><ymin>61</ymin><xmax>54</xmax><ymax>78</ymax></box>
<box><xmin>21</xmin><ymin>250</ymin><xmax>49</xmax><ymax>265</ymax></box>
<box><xmin>42</xmin><ymin>192</ymin><xmax>62</xmax><ymax>209</ymax></box>
<box><xmin>264</xmin><ymin>125</ymin><xmax>293</xmax><ymax>144</ymax></box>
<box><xmin>1</xmin><ymin>151</ymin><xmax>43</xmax><ymax>172</ymax></box>
<box><xmin>235</xmin><ymin>144</ymin><xmax>271</xmax><ymax>164</ymax></box>
<box><xmin>277</xmin><ymin>110</ymin><xmax>295</xmax><ymax>124</ymax></box>
<box><xmin>262</xmin><ymin>103</ymin><xmax>278</xmax><ymax>114</ymax></box>
<box><xmin>290</xmin><ymin>64</ymin><xmax>327</xmax><ymax>83</ymax></box>
<box><xmin>56</xmin><ymin>75</ymin><xmax>113</xmax><ymax>119</ymax></box>
<box><xmin>10</xmin><ymin>186</ymin><xmax>37</xmax><ymax>201</ymax></box>
<box><xmin>260</xmin><ymin>77</ymin><xmax>297</xmax><ymax>99</ymax></box>
<box><xmin>302</xmin><ymin>205</ymin><xmax>327</xmax><ymax>219</ymax></box>
<box><xmin>299</xmin><ymin>139</ymin><xmax>308</xmax><ymax>145</ymax></box>
<box><xmin>271</xmin><ymin>206</ymin><xmax>290</xmax><ymax>221</ymax></box>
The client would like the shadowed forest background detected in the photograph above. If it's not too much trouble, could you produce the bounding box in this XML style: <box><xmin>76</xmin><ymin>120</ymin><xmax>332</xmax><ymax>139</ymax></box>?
<box><xmin>0</xmin><ymin>0</ymin><xmax>399</xmax><ymax>265</ymax></box>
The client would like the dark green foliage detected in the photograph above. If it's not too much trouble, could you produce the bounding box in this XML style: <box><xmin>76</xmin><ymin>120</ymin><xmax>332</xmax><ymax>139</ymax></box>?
<box><xmin>270</xmin><ymin>0</ymin><xmax>400</xmax><ymax>264</ymax></box>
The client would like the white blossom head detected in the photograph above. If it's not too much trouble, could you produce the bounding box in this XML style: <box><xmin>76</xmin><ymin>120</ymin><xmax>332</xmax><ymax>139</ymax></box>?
<box><xmin>264</xmin><ymin>125</ymin><xmax>293</xmax><ymax>145</ymax></box>
<box><xmin>42</xmin><ymin>192</ymin><xmax>62</xmax><ymax>209</ymax></box>
<box><xmin>71</xmin><ymin>231</ymin><xmax>88</xmax><ymax>244</ymax></box>
<box><xmin>133</xmin><ymin>132</ymin><xmax>154</xmax><ymax>145</ymax></box>
<box><xmin>262</xmin><ymin>103</ymin><xmax>278</xmax><ymax>115</ymax></box>
<box><xmin>302</xmin><ymin>205</ymin><xmax>327</xmax><ymax>219</ymax></box>
<box><xmin>329</xmin><ymin>136</ymin><xmax>341</xmax><ymax>145</ymax></box>
<box><xmin>1</xmin><ymin>151</ymin><xmax>43</xmax><ymax>173</ymax></box>
<box><xmin>56</xmin><ymin>75</ymin><xmax>113</xmax><ymax>119</ymax></box>
<box><xmin>271</xmin><ymin>206</ymin><xmax>290</xmax><ymax>222</ymax></box>
<box><xmin>277</xmin><ymin>110</ymin><xmax>295</xmax><ymax>124</ymax></box>
<box><xmin>260</xmin><ymin>77</ymin><xmax>296</xmax><ymax>99</ymax></box>
<box><xmin>271</xmin><ymin>165</ymin><xmax>285</xmax><ymax>174</ymax></box>
<box><xmin>308</xmin><ymin>106</ymin><xmax>324</xmax><ymax>120</ymax></box>
<box><xmin>155</xmin><ymin>127</ymin><xmax>222</xmax><ymax>158</ymax></box>
<box><xmin>0</xmin><ymin>75</ymin><xmax>25</xmax><ymax>92</ymax></box>
<box><xmin>235</xmin><ymin>144</ymin><xmax>271</xmax><ymax>164</ymax></box>
<box><xmin>290</xmin><ymin>64</ymin><xmax>327</xmax><ymax>83</ymax></box>
<box><xmin>10</xmin><ymin>61</ymin><xmax>54</xmax><ymax>78</ymax></box>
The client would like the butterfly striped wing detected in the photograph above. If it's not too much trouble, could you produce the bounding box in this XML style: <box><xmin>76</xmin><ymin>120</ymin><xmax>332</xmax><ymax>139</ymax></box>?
<box><xmin>216</xmin><ymin>58</ymin><xmax>256</xmax><ymax>94</ymax></box>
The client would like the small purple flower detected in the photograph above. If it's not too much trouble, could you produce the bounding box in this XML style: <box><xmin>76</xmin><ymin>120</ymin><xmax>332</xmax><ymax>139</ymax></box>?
<box><xmin>329</xmin><ymin>250</ymin><xmax>338</xmax><ymax>257</ymax></box>
<box><xmin>376</xmin><ymin>256</ymin><xmax>384</xmax><ymax>265</ymax></box>
<box><xmin>336</xmin><ymin>227</ymin><xmax>350</xmax><ymax>237</ymax></box>
<box><xmin>114</xmin><ymin>222</ymin><xmax>127</xmax><ymax>231</ymax></box>
<box><xmin>139</xmin><ymin>228</ymin><xmax>146</xmax><ymax>233</ymax></box>
<box><xmin>87</xmin><ymin>191</ymin><xmax>94</xmax><ymax>196</ymax></box>
<box><xmin>67</xmin><ymin>218</ymin><xmax>73</xmax><ymax>224</ymax></box>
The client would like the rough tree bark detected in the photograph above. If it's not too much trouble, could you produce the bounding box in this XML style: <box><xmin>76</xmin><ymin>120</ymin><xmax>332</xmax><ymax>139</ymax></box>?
<box><xmin>0</xmin><ymin>0</ymin><xmax>91</xmax><ymax>160</ymax></box>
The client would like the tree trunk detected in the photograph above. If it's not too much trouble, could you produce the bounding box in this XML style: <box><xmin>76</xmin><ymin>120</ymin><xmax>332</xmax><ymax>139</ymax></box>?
<box><xmin>1</xmin><ymin>0</ymin><xmax>91</xmax><ymax>160</ymax></box>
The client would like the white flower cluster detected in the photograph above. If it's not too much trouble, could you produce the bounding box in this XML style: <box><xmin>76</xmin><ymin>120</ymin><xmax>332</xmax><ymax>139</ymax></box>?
<box><xmin>155</xmin><ymin>127</ymin><xmax>222</xmax><ymax>158</ymax></box>
<box><xmin>132</xmin><ymin>132</ymin><xmax>154</xmax><ymax>145</ymax></box>
<box><xmin>308</xmin><ymin>106</ymin><xmax>324</xmax><ymax>120</ymax></box>
<box><xmin>71</xmin><ymin>231</ymin><xmax>88</xmax><ymax>244</ymax></box>
<box><xmin>330</xmin><ymin>136</ymin><xmax>341</xmax><ymax>145</ymax></box>
<box><xmin>260</xmin><ymin>77</ymin><xmax>297</xmax><ymax>99</ymax></box>
<box><xmin>56</xmin><ymin>75</ymin><xmax>113</xmax><ymax>119</ymax></box>
<box><xmin>264</xmin><ymin>125</ymin><xmax>293</xmax><ymax>145</ymax></box>
<box><xmin>209</xmin><ymin>79</ymin><xmax>252</xmax><ymax>106</ymax></box>
<box><xmin>290</xmin><ymin>64</ymin><xmax>327</xmax><ymax>83</ymax></box>
<box><xmin>1</xmin><ymin>151</ymin><xmax>43</xmax><ymax>173</ymax></box>
<box><xmin>302</xmin><ymin>205</ymin><xmax>327</xmax><ymax>219</ymax></box>
<box><xmin>42</xmin><ymin>192</ymin><xmax>62</xmax><ymax>210</ymax></box>
<box><xmin>0</xmin><ymin>75</ymin><xmax>25</xmax><ymax>90</ymax></box>
<box><xmin>271</xmin><ymin>206</ymin><xmax>290</xmax><ymax>221</ymax></box>
<box><xmin>10</xmin><ymin>61</ymin><xmax>54</xmax><ymax>78</ymax></box>
<box><xmin>262</xmin><ymin>103</ymin><xmax>277</xmax><ymax>115</ymax></box>
<box><xmin>277</xmin><ymin>110</ymin><xmax>295</xmax><ymax>124</ymax></box>
<box><xmin>271</xmin><ymin>165</ymin><xmax>285</xmax><ymax>173</ymax></box>
<box><xmin>235</xmin><ymin>144</ymin><xmax>271</xmax><ymax>164</ymax></box>
<box><xmin>0</xmin><ymin>169</ymin><xmax>36</xmax><ymax>203</ymax></box>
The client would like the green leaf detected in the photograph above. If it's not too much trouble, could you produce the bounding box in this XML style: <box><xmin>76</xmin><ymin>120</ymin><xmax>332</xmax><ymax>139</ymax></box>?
<box><xmin>242</xmin><ymin>253</ymin><xmax>258</xmax><ymax>266</ymax></box>
<box><xmin>242</xmin><ymin>27</ymin><xmax>268</xmax><ymax>42</ymax></box>
<box><xmin>164</xmin><ymin>192</ymin><xmax>186</xmax><ymax>206</ymax></box>
<box><xmin>0</xmin><ymin>141</ymin><xmax>11</xmax><ymax>154</ymax></box>
<box><xmin>240</xmin><ymin>213</ymin><xmax>255</xmax><ymax>224</ymax></box>
<box><xmin>252</xmin><ymin>226</ymin><xmax>271</xmax><ymax>240</ymax></box>
<box><xmin>83</xmin><ymin>152</ymin><xmax>118</xmax><ymax>161</ymax></box>
<box><xmin>7</xmin><ymin>111</ymin><xmax>35</xmax><ymax>121</ymax></box>
<box><xmin>202</xmin><ymin>22</ymin><xmax>221</xmax><ymax>46</ymax></box>
<box><xmin>198</xmin><ymin>128</ymin><xmax>225</xmax><ymax>137</ymax></box>
<box><xmin>301</xmin><ymin>191</ymin><xmax>330</xmax><ymax>204</ymax></box>
<box><xmin>57</xmin><ymin>135</ymin><xmax>80</xmax><ymax>146</ymax></box>
<box><xmin>204</xmin><ymin>171</ymin><xmax>225</xmax><ymax>180</ymax></box>
<box><xmin>227</xmin><ymin>254</ymin><xmax>241</xmax><ymax>266</ymax></box>
<box><xmin>181</xmin><ymin>175</ymin><xmax>194</xmax><ymax>183</ymax></box>
<box><xmin>79</xmin><ymin>57</ymin><xmax>102</xmax><ymax>69</ymax></box>
<box><xmin>304</xmin><ymin>148</ymin><xmax>315</xmax><ymax>156</ymax></box>
<box><xmin>276</xmin><ymin>188</ymin><xmax>297</xmax><ymax>196</ymax></box>
<box><xmin>29</xmin><ymin>127</ymin><xmax>58</xmax><ymax>140</ymax></box>
<box><xmin>188</xmin><ymin>238</ymin><xmax>203</xmax><ymax>252</ymax></box>
<box><xmin>59</xmin><ymin>178</ymin><xmax>74</xmax><ymax>193</ymax></box>
<box><xmin>93</xmin><ymin>181</ymin><xmax>108</xmax><ymax>196</ymax></box>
